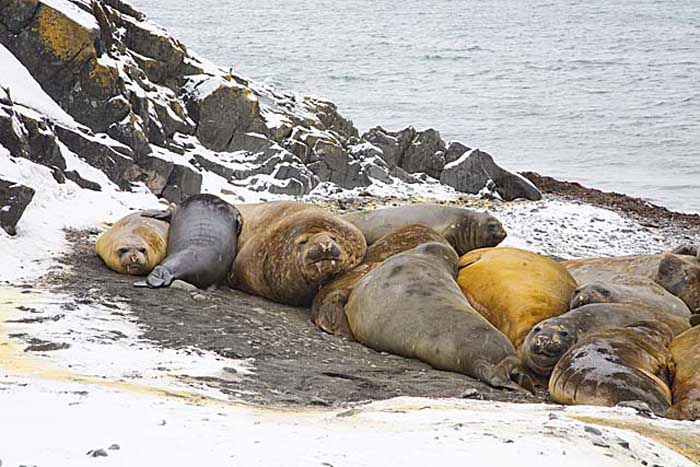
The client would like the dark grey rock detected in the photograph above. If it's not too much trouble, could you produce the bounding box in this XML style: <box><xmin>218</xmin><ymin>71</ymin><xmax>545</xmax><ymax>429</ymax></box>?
<box><xmin>361</xmin><ymin>126</ymin><xmax>416</xmax><ymax>168</ymax></box>
<box><xmin>0</xmin><ymin>177</ymin><xmax>35</xmax><ymax>236</ymax></box>
<box><xmin>108</xmin><ymin>444</ymin><xmax>121</xmax><ymax>451</ymax></box>
<box><xmin>87</xmin><ymin>449</ymin><xmax>108</xmax><ymax>458</ymax></box>
<box><xmin>0</xmin><ymin>0</ymin><xmax>38</xmax><ymax>33</ymax></box>
<box><xmin>400</xmin><ymin>128</ymin><xmax>446</xmax><ymax>179</ymax></box>
<box><xmin>64</xmin><ymin>170</ymin><xmax>101</xmax><ymax>191</ymax></box>
<box><xmin>54</xmin><ymin>125</ymin><xmax>134</xmax><ymax>189</ymax></box>
<box><xmin>192</xmin><ymin>81</ymin><xmax>263</xmax><ymax>152</ymax></box>
<box><xmin>312</xmin><ymin>99</ymin><xmax>359</xmax><ymax>140</ymax></box>
<box><xmin>440</xmin><ymin>148</ymin><xmax>543</xmax><ymax>201</ymax></box>
<box><xmin>281</xmin><ymin>138</ymin><xmax>308</xmax><ymax>163</ymax></box>
<box><xmin>390</xmin><ymin>166</ymin><xmax>421</xmax><ymax>184</ymax></box>
<box><xmin>160</xmin><ymin>163</ymin><xmax>203</xmax><ymax>203</ymax></box>
<box><xmin>445</xmin><ymin>141</ymin><xmax>471</xmax><ymax>165</ymax></box>
<box><xmin>271</xmin><ymin>163</ymin><xmax>319</xmax><ymax>196</ymax></box>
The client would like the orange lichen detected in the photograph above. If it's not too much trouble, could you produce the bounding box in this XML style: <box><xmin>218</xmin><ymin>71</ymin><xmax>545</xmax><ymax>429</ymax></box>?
<box><xmin>35</xmin><ymin>5</ymin><xmax>94</xmax><ymax>63</ymax></box>
<box><xmin>87</xmin><ymin>60</ymin><xmax>118</xmax><ymax>89</ymax></box>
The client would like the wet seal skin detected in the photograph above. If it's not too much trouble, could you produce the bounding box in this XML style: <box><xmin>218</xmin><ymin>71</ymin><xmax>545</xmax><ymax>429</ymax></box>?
<box><xmin>346</xmin><ymin>241</ymin><xmax>535</xmax><ymax>393</ymax></box>
<box><xmin>457</xmin><ymin>247</ymin><xmax>577</xmax><ymax>349</ymax></box>
<box><xmin>521</xmin><ymin>302</ymin><xmax>690</xmax><ymax>378</ymax></box>
<box><xmin>96</xmin><ymin>212</ymin><xmax>168</xmax><ymax>276</ymax></box>
<box><xmin>341</xmin><ymin>204</ymin><xmax>507</xmax><ymax>255</ymax></box>
<box><xmin>230</xmin><ymin>201</ymin><xmax>366</xmax><ymax>307</ymax></box>
<box><xmin>549</xmin><ymin>321</ymin><xmax>675</xmax><ymax>416</ymax></box>
<box><xmin>135</xmin><ymin>194</ymin><xmax>242</xmax><ymax>289</ymax></box>
<box><xmin>311</xmin><ymin>224</ymin><xmax>449</xmax><ymax>338</ymax></box>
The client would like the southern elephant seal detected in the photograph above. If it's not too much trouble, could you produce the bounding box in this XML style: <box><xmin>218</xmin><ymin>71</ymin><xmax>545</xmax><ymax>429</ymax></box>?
<box><xmin>521</xmin><ymin>303</ymin><xmax>690</xmax><ymax>378</ymax></box>
<box><xmin>311</xmin><ymin>224</ymin><xmax>450</xmax><ymax>337</ymax></box>
<box><xmin>457</xmin><ymin>247</ymin><xmax>577</xmax><ymax>348</ymax></box>
<box><xmin>667</xmin><ymin>325</ymin><xmax>700</xmax><ymax>421</ymax></box>
<box><xmin>570</xmin><ymin>271</ymin><xmax>691</xmax><ymax>318</ymax></box>
<box><xmin>549</xmin><ymin>321</ymin><xmax>675</xmax><ymax>416</ymax></box>
<box><xmin>96</xmin><ymin>212</ymin><xmax>168</xmax><ymax>275</ymax></box>
<box><xmin>340</xmin><ymin>204</ymin><xmax>506</xmax><ymax>255</ymax></box>
<box><xmin>346</xmin><ymin>242</ymin><xmax>534</xmax><ymax>392</ymax></box>
<box><xmin>135</xmin><ymin>194</ymin><xmax>242</xmax><ymax>289</ymax></box>
<box><xmin>230</xmin><ymin>201</ymin><xmax>366</xmax><ymax>306</ymax></box>
<box><xmin>562</xmin><ymin>255</ymin><xmax>662</xmax><ymax>280</ymax></box>
<box><xmin>656</xmin><ymin>253</ymin><xmax>700</xmax><ymax>313</ymax></box>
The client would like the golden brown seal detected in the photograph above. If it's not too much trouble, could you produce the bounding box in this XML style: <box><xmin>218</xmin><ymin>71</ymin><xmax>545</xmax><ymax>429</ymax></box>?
<box><xmin>666</xmin><ymin>325</ymin><xmax>700</xmax><ymax>421</ymax></box>
<box><xmin>521</xmin><ymin>303</ymin><xmax>690</xmax><ymax>378</ymax></box>
<box><xmin>549</xmin><ymin>321</ymin><xmax>674</xmax><ymax>416</ymax></box>
<box><xmin>346</xmin><ymin>242</ymin><xmax>534</xmax><ymax>392</ymax></box>
<box><xmin>311</xmin><ymin>224</ymin><xmax>449</xmax><ymax>338</ymax></box>
<box><xmin>457</xmin><ymin>247</ymin><xmax>577</xmax><ymax>348</ymax></box>
<box><xmin>95</xmin><ymin>212</ymin><xmax>168</xmax><ymax>275</ymax></box>
<box><xmin>230</xmin><ymin>201</ymin><xmax>366</xmax><ymax>306</ymax></box>
<box><xmin>341</xmin><ymin>204</ymin><xmax>507</xmax><ymax>255</ymax></box>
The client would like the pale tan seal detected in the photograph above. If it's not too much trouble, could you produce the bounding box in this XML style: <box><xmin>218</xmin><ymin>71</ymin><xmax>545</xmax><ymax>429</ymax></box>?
<box><xmin>95</xmin><ymin>212</ymin><xmax>168</xmax><ymax>275</ymax></box>
<box><xmin>666</xmin><ymin>325</ymin><xmax>700</xmax><ymax>421</ymax></box>
<box><xmin>311</xmin><ymin>224</ymin><xmax>450</xmax><ymax>337</ymax></box>
<box><xmin>549</xmin><ymin>321</ymin><xmax>674</xmax><ymax>416</ymax></box>
<box><xmin>570</xmin><ymin>270</ymin><xmax>691</xmax><ymax>318</ymax></box>
<box><xmin>521</xmin><ymin>303</ymin><xmax>690</xmax><ymax>378</ymax></box>
<box><xmin>346</xmin><ymin>242</ymin><xmax>534</xmax><ymax>392</ymax></box>
<box><xmin>341</xmin><ymin>204</ymin><xmax>506</xmax><ymax>255</ymax></box>
<box><xmin>230</xmin><ymin>201</ymin><xmax>366</xmax><ymax>306</ymax></box>
<box><xmin>457</xmin><ymin>247</ymin><xmax>577</xmax><ymax>348</ymax></box>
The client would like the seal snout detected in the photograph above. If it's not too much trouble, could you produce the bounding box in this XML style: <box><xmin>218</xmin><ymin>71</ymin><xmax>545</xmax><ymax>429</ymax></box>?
<box><xmin>523</xmin><ymin>324</ymin><xmax>576</xmax><ymax>376</ymax></box>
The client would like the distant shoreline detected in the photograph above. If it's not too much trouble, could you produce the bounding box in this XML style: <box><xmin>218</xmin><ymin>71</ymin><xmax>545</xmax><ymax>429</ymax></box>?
<box><xmin>522</xmin><ymin>172</ymin><xmax>700</xmax><ymax>230</ymax></box>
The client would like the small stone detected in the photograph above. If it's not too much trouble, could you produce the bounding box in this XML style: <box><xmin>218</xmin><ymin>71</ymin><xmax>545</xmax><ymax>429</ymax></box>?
<box><xmin>191</xmin><ymin>293</ymin><xmax>207</xmax><ymax>302</ymax></box>
<box><xmin>87</xmin><ymin>449</ymin><xmax>108</xmax><ymax>457</ymax></box>
<box><xmin>170</xmin><ymin>280</ymin><xmax>197</xmax><ymax>292</ymax></box>
<box><xmin>584</xmin><ymin>425</ymin><xmax>603</xmax><ymax>436</ymax></box>
<box><xmin>108</xmin><ymin>444</ymin><xmax>120</xmax><ymax>450</ymax></box>
<box><xmin>458</xmin><ymin>388</ymin><xmax>480</xmax><ymax>399</ymax></box>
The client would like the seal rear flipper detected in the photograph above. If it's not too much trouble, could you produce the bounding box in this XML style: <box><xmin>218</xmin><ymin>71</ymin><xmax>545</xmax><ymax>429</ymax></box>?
<box><xmin>311</xmin><ymin>291</ymin><xmax>355</xmax><ymax>340</ymax></box>
<box><xmin>476</xmin><ymin>356</ymin><xmax>536</xmax><ymax>394</ymax></box>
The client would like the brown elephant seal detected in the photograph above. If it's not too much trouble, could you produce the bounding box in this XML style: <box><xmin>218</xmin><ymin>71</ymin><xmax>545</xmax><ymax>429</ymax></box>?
<box><xmin>135</xmin><ymin>194</ymin><xmax>242</xmax><ymax>289</ymax></box>
<box><xmin>457</xmin><ymin>247</ymin><xmax>577</xmax><ymax>348</ymax></box>
<box><xmin>311</xmin><ymin>224</ymin><xmax>450</xmax><ymax>337</ymax></box>
<box><xmin>549</xmin><ymin>321</ymin><xmax>674</xmax><ymax>416</ymax></box>
<box><xmin>570</xmin><ymin>271</ymin><xmax>691</xmax><ymax>318</ymax></box>
<box><xmin>96</xmin><ymin>212</ymin><xmax>169</xmax><ymax>275</ymax></box>
<box><xmin>667</xmin><ymin>326</ymin><xmax>700</xmax><ymax>421</ymax></box>
<box><xmin>521</xmin><ymin>303</ymin><xmax>690</xmax><ymax>378</ymax></box>
<box><xmin>656</xmin><ymin>253</ymin><xmax>700</xmax><ymax>313</ymax></box>
<box><xmin>346</xmin><ymin>241</ymin><xmax>534</xmax><ymax>392</ymax></box>
<box><xmin>230</xmin><ymin>201</ymin><xmax>366</xmax><ymax>306</ymax></box>
<box><xmin>340</xmin><ymin>204</ymin><xmax>507</xmax><ymax>255</ymax></box>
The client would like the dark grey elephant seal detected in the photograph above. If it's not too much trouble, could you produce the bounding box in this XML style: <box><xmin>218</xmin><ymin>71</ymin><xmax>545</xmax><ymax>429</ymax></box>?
<box><xmin>340</xmin><ymin>204</ymin><xmax>506</xmax><ymax>255</ymax></box>
<box><xmin>549</xmin><ymin>321</ymin><xmax>674</xmax><ymax>416</ymax></box>
<box><xmin>346</xmin><ymin>241</ymin><xmax>534</xmax><ymax>392</ymax></box>
<box><xmin>135</xmin><ymin>194</ymin><xmax>242</xmax><ymax>289</ymax></box>
<box><xmin>570</xmin><ymin>271</ymin><xmax>691</xmax><ymax>318</ymax></box>
<box><xmin>520</xmin><ymin>303</ymin><xmax>690</xmax><ymax>378</ymax></box>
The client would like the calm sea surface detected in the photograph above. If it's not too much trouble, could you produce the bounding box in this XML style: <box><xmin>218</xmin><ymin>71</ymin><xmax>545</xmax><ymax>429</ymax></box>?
<box><xmin>132</xmin><ymin>0</ymin><xmax>700</xmax><ymax>213</ymax></box>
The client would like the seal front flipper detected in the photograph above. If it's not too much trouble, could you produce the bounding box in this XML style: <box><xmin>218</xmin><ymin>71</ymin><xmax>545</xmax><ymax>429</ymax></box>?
<box><xmin>135</xmin><ymin>265</ymin><xmax>176</xmax><ymax>288</ymax></box>
<box><xmin>311</xmin><ymin>288</ymin><xmax>354</xmax><ymax>339</ymax></box>
<box><xmin>140</xmin><ymin>205</ymin><xmax>176</xmax><ymax>222</ymax></box>
<box><xmin>476</xmin><ymin>356</ymin><xmax>536</xmax><ymax>394</ymax></box>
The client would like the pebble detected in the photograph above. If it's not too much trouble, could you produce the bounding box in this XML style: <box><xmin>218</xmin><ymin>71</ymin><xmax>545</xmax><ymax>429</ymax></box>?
<box><xmin>584</xmin><ymin>425</ymin><xmax>603</xmax><ymax>436</ymax></box>
<box><xmin>87</xmin><ymin>449</ymin><xmax>108</xmax><ymax>457</ymax></box>
<box><xmin>108</xmin><ymin>444</ymin><xmax>120</xmax><ymax>450</ymax></box>
<box><xmin>458</xmin><ymin>388</ymin><xmax>480</xmax><ymax>399</ymax></box>
<box><xmin>170</xmin><ymin>280</ymin><xmax>197</xmax><ymax>292</ymax></box>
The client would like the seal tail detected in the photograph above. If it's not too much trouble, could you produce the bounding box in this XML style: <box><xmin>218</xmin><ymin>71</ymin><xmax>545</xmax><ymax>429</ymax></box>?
<box><xmin>478</xmin><ymin>356</ymin><xmax>536</xmax><ymax>394</ymax></box>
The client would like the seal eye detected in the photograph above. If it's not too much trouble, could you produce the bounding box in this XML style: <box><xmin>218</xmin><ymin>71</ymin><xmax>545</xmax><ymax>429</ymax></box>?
<box><xmin>138</xmin><ymin>248</ymin><xmax>147</xmax><ymax>254</ymax></box>
<box><xmin>533</xmin><ymin>326</ymin><xmax>542</xmax><ymax>333</ymax></box>
<box><xmin>117</xmin><ymin>248</ymin><xmax>129</xmax><ymax>256</ymax></box>
<box><xmin>561</xmin><ymin>331</ymin><xmax>569</xmax><ymax>337</ymax></box>
<box><xmin>297</xmin><ymin>237</ymin><xmax>309</xmax><ymax>246</ymax></box>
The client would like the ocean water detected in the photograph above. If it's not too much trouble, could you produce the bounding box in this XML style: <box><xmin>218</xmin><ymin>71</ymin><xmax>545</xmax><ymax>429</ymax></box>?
<box><xmin>132</xmin><ymin>0</ymin><xmax>700</xmax><ymax>214</ymax></box>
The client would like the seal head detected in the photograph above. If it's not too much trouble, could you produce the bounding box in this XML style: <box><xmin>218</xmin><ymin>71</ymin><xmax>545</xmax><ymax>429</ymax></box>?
<box><xmin>521</xmin><ymin>323</ymin><xmax>577</xmax><ymax>377</ymax></box>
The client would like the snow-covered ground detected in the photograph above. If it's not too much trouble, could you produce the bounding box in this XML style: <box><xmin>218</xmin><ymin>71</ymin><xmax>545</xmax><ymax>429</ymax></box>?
<box><xmin>1</xmin><ymin>287</ymin><xmax>697</xmax><ymax>467</ymax></box>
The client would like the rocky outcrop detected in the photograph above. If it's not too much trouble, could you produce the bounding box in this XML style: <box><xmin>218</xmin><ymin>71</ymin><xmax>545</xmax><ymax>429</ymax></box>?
<box><xmin>440</xmin><ymin>149</ymin><xmax>542</xmax><ymax>201</ymax></box>
<box><xmin>0</xmin><ymin>177</ymin><xmax>35</xmax><ymax>235</ymax></box>
<box><xmin>0</xmin><ymin>0</ymin><xmax>543</xmax><ymax>203</ymax></box>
